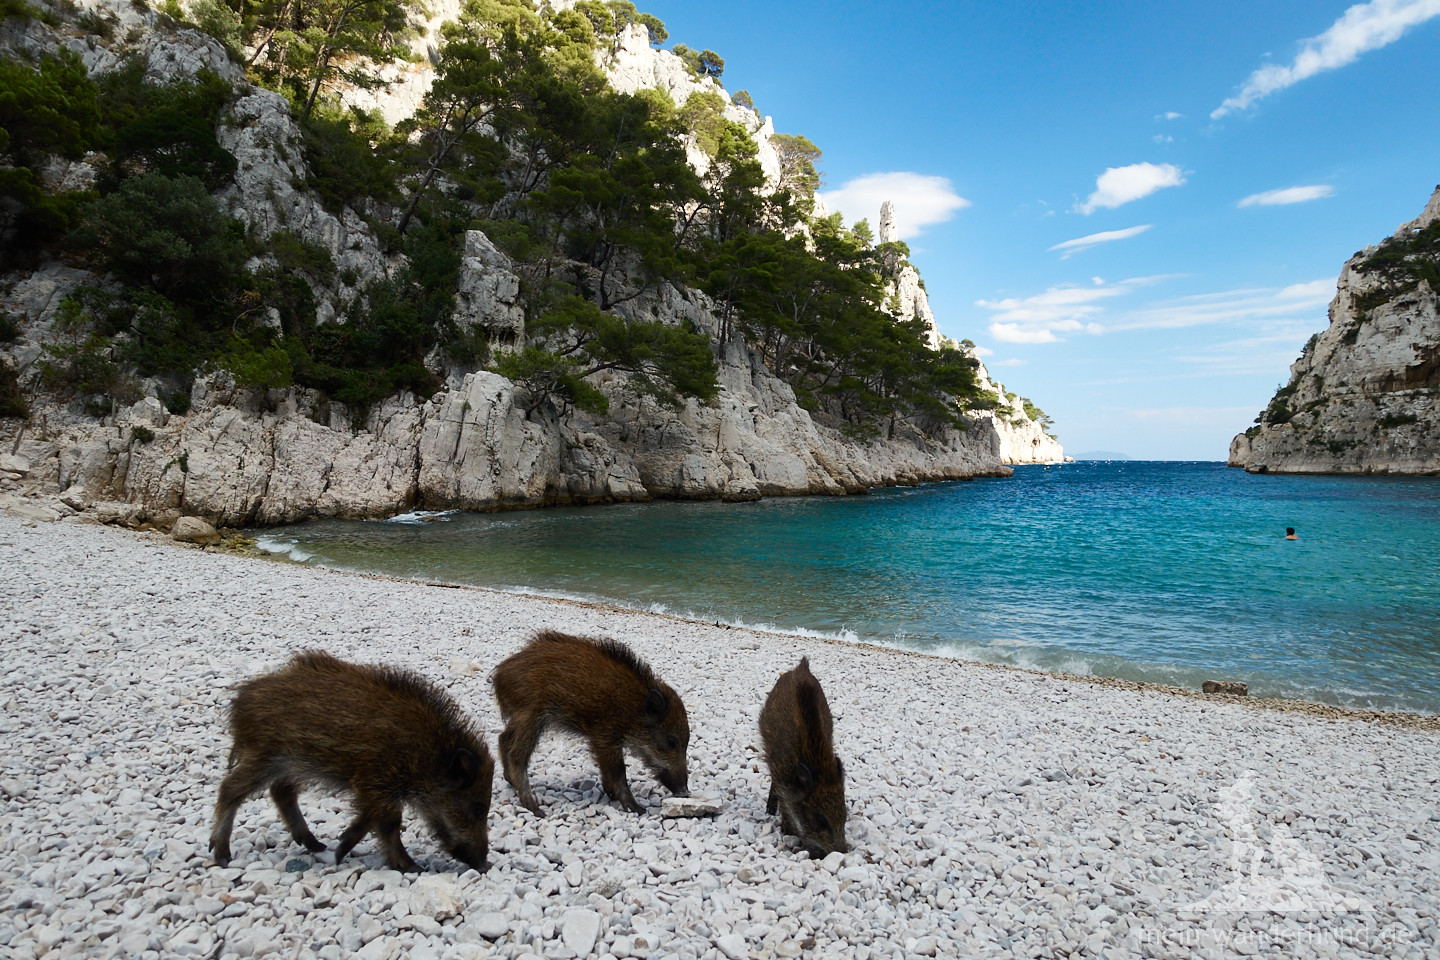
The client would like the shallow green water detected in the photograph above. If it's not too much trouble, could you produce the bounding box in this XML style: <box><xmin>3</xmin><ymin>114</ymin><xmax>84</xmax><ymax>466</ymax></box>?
<box><xmin>254</xmin><ymin>462</ymin><xmax>1440</xmax><ymax>713</ymax></box>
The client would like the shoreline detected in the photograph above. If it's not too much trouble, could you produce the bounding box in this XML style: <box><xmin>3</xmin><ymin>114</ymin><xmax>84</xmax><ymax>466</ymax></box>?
<box><xmin>250</xmin><ymin>551</ymin><xmax>1440</xmax><ymax>733</ymax></box>
<box><xmin>2</xmin><ymin>510</ymin><xmax>1437</xmax><ymax>960</ymax></box>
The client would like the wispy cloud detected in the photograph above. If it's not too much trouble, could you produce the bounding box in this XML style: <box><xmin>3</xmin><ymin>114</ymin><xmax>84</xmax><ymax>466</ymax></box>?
<box><xmin>970</xmin><ymin>345</ymin><xmax>994</xmax><ymax>356</ymax></box>
<box><xmin>1237</xmin><ymin>184</ymin><xmax>1336</xmax><ymax>207</ymax></box>
<box><xmin>1074</xmin><ymin>163</ymin><xmax>1186</xmax><ymax>214</ymax></box>
<box><xmin>1175</xmin><ymin>326</ymin><xmax>1320</xmax><ymax>374</ymax></box>
<box><xmin>1156</xmin><ymin>111</ymin><xmax>1183</xmax><ymax>121</ymax></box>
<box><xmin>977</xmin><ymin>277</ymin><xmax>1330</xmax><ymax>344</ymax></box>
<box><xmin>991</xmin><ymin>358</ymin><xmax>1027</xmax><ymax>367</ymax></box>
<box><xmin>978</xmin><ymin>277</ymin><xmax>1163</xmax><ymax>343</ymax></box>
<box><xmin>1048</xmin><ymin>224</ymin><xmax>1152</xmax><ymax>259</ymax></box>
<box><xmin>1105</xmin><ymin>280</ymin><xmax>1333</xmax><ymax>331</ymax></box>
<box><xmin>1212</xmin><ymin>0</ymin><xmax>1440</xmax><ymax>119</ymax></box>
<box><xmin>817</xmin><ymin>172</ymin><xmax>971</xmax><ymax>239</ymax></box>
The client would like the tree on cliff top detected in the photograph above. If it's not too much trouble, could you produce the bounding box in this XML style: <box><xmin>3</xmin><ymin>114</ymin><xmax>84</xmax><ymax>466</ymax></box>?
<box><xmin>243</xmin><ymin>0</ymin><xmax>424</xmax><ymax>121</ymax></box>
<box><xmin>769</xmin><ymin>133</ymin><xmax>822</xmax><ymax>199</ymax></box>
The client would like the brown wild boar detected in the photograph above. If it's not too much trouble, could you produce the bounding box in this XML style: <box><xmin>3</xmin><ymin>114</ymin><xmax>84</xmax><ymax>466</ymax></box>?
<box><xmin>759</xmin><ymin>657</ymin><xmax>849</xmax><ymax>858</ymax></box>
<box><xmin>491</xmin><ymin>630</ymin><xmax>690</xmax><ymax>816</ymax></box>
<box><xmin>208</xmin><ymin>651</ymin><xmax>494</xmax><ymax>873</ymax></box>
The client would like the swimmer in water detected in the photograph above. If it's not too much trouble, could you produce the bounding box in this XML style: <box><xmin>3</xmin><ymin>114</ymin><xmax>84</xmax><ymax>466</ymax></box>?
<box><xmin>1285</xmin><ymin>527</ymin><xmax>1298</xmax><ymax>540</ymax></box>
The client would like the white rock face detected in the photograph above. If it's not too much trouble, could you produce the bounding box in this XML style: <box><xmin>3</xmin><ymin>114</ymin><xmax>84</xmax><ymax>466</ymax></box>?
<box><xmin>1230</xmin><ymin>184</ymin><xmax>1440</xmax><ymax>475</ymax></box>
<box><xmin>958</xmin><ymin>347</ymin><xmax>1065</xmax><ymax>464</ymax></box>
<box><xmin>878</xmin><ymin>200</ymin><xmax>897</xmax><ymax>244</ymax></box>
<box><xmin>454</xmin><ymin>230</ymin><xmax>526</xmax><ymax>349</ymax></box>
<box><xmin>883</xmin><ymin>262</ymin><xmax>944</xmax><ymax>350</ymax></box>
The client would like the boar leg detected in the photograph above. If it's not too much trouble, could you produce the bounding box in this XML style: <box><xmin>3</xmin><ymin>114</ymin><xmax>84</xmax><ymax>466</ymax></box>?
<box><xmin>373</xmin><ymin>805</ymin><xmax>419</xmax><ymax>872</ymax></box>
<box><xmin>334</xmin><ymin>808</ymin><xmax>375</xmax><ymax>866</ymax></box>
<box><xmin>499</xmin><ymin>718</ymin><xmax>545</xmax><ymax>817</ymax></box>
<box><xmin>208</xmin><ymin>753</ymin><xmax>271</xmax><ymax>866</ymax></box>
<box><xmin>269</xmin><ymin>779</ymin><xmax>326</xmax><ymax>854</ymax></box>
<box><xmin>593</xmin><ymin>743</ymin><xmax>644</xmax><ymax>814</ymax></box>
<box><xmin>766</xmin><ymin>782</ymin><xmax>779</xmax><ymax>816</ymax></box>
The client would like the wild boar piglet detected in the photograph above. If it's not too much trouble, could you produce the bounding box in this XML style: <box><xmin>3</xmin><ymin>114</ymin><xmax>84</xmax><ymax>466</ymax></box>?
<box><xmin>759</xmin><ymin>656</ymin><xmax>848</xmax><ymax>858</ymax></box>
<box><xmin>492</xmin><ymin>630</ymin><xmax>690</xmax><ymax>816</ymax></box>
<box><xmin>208</xmin><ymin>650</ymin><xmax>494</xmax><ymax>873</ymax></box>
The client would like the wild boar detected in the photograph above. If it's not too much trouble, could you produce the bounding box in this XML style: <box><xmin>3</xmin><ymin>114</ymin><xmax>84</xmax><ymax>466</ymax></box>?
<box><xmin>208</xmin><ymin>650</ymin><xmax>494</xmax><ymax>873</ymax></box>
<box><xmin>491</xmin><ymin>629</ymin><xmax>690</xmax><ymax>816</ymax></box>
<box><xmin>759</xmin><ymin>657</ymin><xmax>849</xmax><ymax>857</ymax></box>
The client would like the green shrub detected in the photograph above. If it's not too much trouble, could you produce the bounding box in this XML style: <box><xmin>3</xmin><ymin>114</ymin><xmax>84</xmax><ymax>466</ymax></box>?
<box><xmin>132</xmin><ymin>424</ymin><xmax>155</xmax><ymax>443</ymax></box>
<box><xmin>97</xmin><ymin>63</ymin><xmax>237</xmax><ymax>189</ymax></box>
<box><xmin>38</xmin><ymin>296</ymin><xmax>139</xmax><ymax>406</ymax></box>
<box><xmin>76</xmin><ymin>172</ymin><xmax>248</xmax><ymax>300</ymax></box>
<box><xmin>0</xmin><ymin>48</ymin><xmax>103</xmax><ymax>243</ymax></box>
<box><xmin>223</xmin><ymin>336</ymin><xmax>295</xmax><ymax>391</ymax></box>
<box><xmin>0</xmin><ymin>311</ymin><xmax>20</xmax><ymax>343</ymax></box>
<box><xmin>164</xmin><ymin>390</ymin><xmax>191</xmax><ymax>415</ymax></box>
<box><xmin>300</xmin><ymin>105</ymin><xmax>400</xmax><ymax>214</ymax></box>
<box><xmin>184</xmin><ymin>0</ymin><xmax>242</xmax><ymax>57</ymax></box>
<box><xmin>0</xmin><ymin>360</ymin><xmax>27</xmax><ymax>419</ymax></box>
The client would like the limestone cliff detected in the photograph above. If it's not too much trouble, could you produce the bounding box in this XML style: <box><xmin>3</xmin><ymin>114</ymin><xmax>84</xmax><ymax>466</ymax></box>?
<box><xmin>1229</xmin><ymin>186</ymin><xmax>1440</xmax><ymax>475</ymax></box>
<box><xmin>1</xmin><ymin>231</ymin><xmax>1008</xmax><ymax>528</ymax></box>
<box><xmin>0</xmin><ymin>0</ymin><xmax>1043</xmax><ymax>528</ymax></box>
<box><xmin>965</xmin><ymin>351</ymin><xmax>1065</xmax><ymax>465</ymax></box>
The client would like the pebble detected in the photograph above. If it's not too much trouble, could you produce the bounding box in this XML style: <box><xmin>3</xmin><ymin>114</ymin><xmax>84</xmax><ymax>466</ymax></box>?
<box><xmin>715</xmin><ymin>933</ymin><xmax>749</xmax><ymax>960</ymax></box>
<box><xmin>561</xmin><ymin>908</ymin><xmax>601</xmax><ymax>956</ymax></box>
<box><xmin>472</xmin><ymin>912</ymin><xmax>509</xmax><ymax>940</ymax></box>
<box><xmin>0</xmin><ymin>512</ymin><xmax>1434</xmax><ymax>960</ymax></box>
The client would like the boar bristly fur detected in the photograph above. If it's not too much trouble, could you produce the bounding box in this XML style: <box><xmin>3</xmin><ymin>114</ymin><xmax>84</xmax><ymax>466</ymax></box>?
<box><xmin>208</xmin><ymin>651</ymin><xmax>495</xmax><ymax>873</ymax></box>
<box><xmin>759</xmin><ymin>657</ymin><xmax>849</xmax><ymax>858</ymax></box>
<box><xmin>491</xmin><ymin>630</ymin><xmax>690</xmax><ymax>816</ymax></box>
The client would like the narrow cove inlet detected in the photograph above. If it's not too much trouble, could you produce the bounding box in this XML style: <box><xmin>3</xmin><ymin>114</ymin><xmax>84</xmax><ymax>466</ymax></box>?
<box><xmin>255</xmin><ymin>461</ymin><xmax>1440</xmax><ymax>715</ymax></box>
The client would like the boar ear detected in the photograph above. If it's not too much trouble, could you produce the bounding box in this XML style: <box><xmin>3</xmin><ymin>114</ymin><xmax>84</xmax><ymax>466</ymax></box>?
<box><xmin>794</xmin><ymin>761</ymin><xmax>814</xmax><ymax>794</ymax></box>
<box><xmin>644</xmin><ymin>687</ymin><xmax>668</xmax><ymax>722</ymax></box>
<box><xmin>446</xmin><ymin>748</ymin><xmax>479</xmax><ymax>789</ymax></box>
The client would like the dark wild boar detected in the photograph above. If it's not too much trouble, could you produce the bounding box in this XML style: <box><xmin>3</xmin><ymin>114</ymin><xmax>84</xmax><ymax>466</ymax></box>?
<box><xmin>208</xmin><ymin>651</ymin><xmax>494</xmax><ymax>873</ymax></box>
<box><xmin>759</xmin><ymin>657</ymin><xmax>849</xmax><ymax>858</ymax></box>
<box><xmin>491</xmin><ymin>629</ymin><xmax>690</xmax><ymax>816</ymax></box>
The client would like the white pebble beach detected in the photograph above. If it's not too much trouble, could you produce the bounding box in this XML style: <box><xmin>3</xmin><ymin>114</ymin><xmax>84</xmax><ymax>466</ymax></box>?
<box><xmin>1</xmin><ymin>513</ymin><xmax>1437</xmax><ymax>960</ymax></box>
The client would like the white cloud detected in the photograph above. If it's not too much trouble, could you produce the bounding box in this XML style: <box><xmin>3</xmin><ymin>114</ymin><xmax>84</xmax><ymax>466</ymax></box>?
<box><xmin>1156</xmin><ymin>111</ymin><xmax>1183</xmax><ymax>121</ymax></box>
<box><xmin>978</xmin><ymin>277</ymin><xmax>1161</xmax><ymax>343</ymax></box>
<box><xmin>970</xmin><ymin>345</ymin><xmax>994</xmax><ymax>356</ymax></box>
<box><xmin>1105</xmin><ymin>279</ymin><xmax>1333</xmax><ymax>331</ymax></box>
<box><xmin>1237</xmin><ymin>184</ymin><xmax>1336</xmax><ymax>207</ymax></box>
<box><xmin>816</xmin><ymin>172</ymin><xmax>971</xmax><ymax>239</ymax></box>
<box><xmin>992</xmin><ymin>358</ymin><xmax>1027</xmax><ymax>367</ymax></box>
<box><xmin>976</xmin><ymin>277</ymin><xmax>1330</xmax><ymax>344</ymax></box>
<box><xmin>1176</xmin><ymin>326</ymin><xmax>1322</xmax><ymax>374</ymax></box>
<box><xmin>1152</xmin><ymin>134</ymin><xmax>1174</xmax><ymax>144</ymax></box>
<box><xmin>1212</xmin><ymin>0</ymin><xmax>1440</xmax><ymax>119</ymax></box>
<box><xmin>1048</xmin><ymin>224</ymin><xmax>1152</xmax><ymax>259</ymax></box>
<box><xmin>1073</xmin><ymin>163</ymin><xmax>1186</xmax><ymax>214</ymax></box>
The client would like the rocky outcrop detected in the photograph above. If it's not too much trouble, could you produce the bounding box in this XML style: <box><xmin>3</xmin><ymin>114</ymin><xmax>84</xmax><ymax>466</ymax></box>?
<box><xmin>1230</xmin><ymin>185</ymin><xmax>1440</xmax><ymax>475</ymax></box>
<box><xmin>965</xmin><ymin>353</ymin><xmax>1065</xmax><ymax>465</ymax></box>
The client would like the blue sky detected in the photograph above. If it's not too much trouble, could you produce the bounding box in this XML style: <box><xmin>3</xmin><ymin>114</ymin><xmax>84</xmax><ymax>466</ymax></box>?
<box><xmin>641</xmin><ymin>0</ymin><xmax>1440</xmax><ymax>459</ymax></box>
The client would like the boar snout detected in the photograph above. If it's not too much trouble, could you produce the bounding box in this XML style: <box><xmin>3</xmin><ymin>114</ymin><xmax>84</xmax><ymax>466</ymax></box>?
<box><xmin>658</xmin><ymin>767</ymin><xmax>689</xmax><ymax>797</ymax></box>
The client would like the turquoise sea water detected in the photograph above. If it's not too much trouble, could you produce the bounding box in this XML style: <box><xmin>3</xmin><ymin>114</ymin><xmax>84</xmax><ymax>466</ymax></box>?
<box><xmin>253</xmin><ymin>462</ymin><xmax>1440</xmax><ymax>714</ymax></box>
